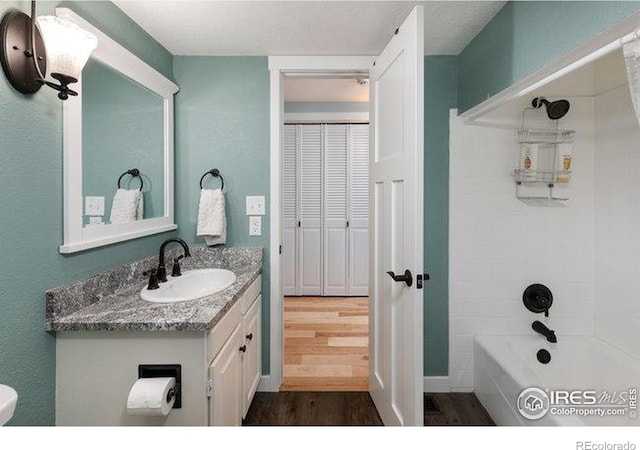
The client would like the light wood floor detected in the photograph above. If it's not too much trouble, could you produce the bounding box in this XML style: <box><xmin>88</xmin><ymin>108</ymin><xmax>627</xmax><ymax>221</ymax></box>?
<box><xmin>281</xmin><ymin>296</ymin><xmax>369</xmax><ymax>391</ymax></box>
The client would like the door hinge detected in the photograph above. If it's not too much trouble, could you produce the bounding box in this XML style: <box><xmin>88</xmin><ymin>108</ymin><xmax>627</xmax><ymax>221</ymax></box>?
<box><xmin>206</xmin><ymin>379</ymin><xmax>213</xmax><ymax>398</ymax></box>
<box><xmin>298</xmin><ymin>220</ymin><xmax>301</xmax><ymax>227</ymax></box>
<box><xmin>279</xmin><ymin>244</ymin><xmax>282</xmax><ymax>255</ymax></box>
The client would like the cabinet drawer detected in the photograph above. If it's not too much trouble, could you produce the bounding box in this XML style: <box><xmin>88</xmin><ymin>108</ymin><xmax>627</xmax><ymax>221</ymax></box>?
<box><xmin>241</xmin><ymin>275</ymin><xmax>261</xmax><ymax>315</ymax></box>
<box><xmin>206</xmin><ymin>299</ymin><xmax>241</xmax><ymax>364</ymax></box>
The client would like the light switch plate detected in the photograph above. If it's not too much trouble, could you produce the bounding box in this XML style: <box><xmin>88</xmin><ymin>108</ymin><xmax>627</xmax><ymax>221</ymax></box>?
<box><xmin>85</xmin><ymin>196</ymin><xmax>105</xmax><ymax>216</ymax></box>
<box><xmin>246</xmin><ymin>196</ymin><xmax>265</xmax><ymax>216</ymax></box>
<box><xmin>249</xmin><ymin>216</ymin><xmax>262</xmax><ymax>236</ymax></box>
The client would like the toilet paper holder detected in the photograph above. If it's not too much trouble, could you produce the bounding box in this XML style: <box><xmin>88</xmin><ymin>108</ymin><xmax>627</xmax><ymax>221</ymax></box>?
<box><xmin>138</xmin><ymin>364</ymin><xmax>182</xmax><ymax>409</ymax></box>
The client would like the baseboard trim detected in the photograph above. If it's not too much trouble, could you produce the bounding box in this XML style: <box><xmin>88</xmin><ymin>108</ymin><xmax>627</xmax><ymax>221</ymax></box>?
<box><xmin>424</xmin><ymin>376</ymin><xmax>450</xmax><ymax>393</ymax></box>
<box><xmin>258</xmin><ymin>375</ymin><xmax>279</xmax><ymax>392</ymax></box>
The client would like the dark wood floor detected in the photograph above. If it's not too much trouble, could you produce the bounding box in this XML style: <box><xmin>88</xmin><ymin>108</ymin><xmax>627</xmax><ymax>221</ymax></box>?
<box><xmin>243</xmin><ymin>392</ymin><xmax>494</xmax><ymax>426</ymax></box>
<box><xmin>243</xmin><ymin>391</ymin><xmax>383</xmax><ymax>426</ymax></box>
<box><xmin>424</xmin><ymin>393</ymin><xmax>495</xmax><ymax>426</ymax></box>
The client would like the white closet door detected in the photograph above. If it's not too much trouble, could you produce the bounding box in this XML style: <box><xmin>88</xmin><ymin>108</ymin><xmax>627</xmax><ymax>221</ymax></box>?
<box><xmin>348</xmin><ymin>124</ymin><xmax>370</xmax><ymax>296</ymax></box>
<box><xmin>323</xmin><ymin>124</ymin><xmax>348</xmax><ymax>296</ymax></box>
<box><xmin>282</xmin><ymin>125</ymin><xmax>298</xmax><ymax>296</ymax></box>
<box><xmin>298</xmin><ymin>124</ymin><xmax>323</xmax><ymax>295</ymax></box>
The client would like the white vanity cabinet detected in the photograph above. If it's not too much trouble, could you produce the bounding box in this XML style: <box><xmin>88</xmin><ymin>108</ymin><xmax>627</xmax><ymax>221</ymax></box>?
<box><xmin>242</xmin><ymin>294</ymin><xmax>261</xmax><ymax>417</ymax></box>
<box><xmin>208</xmin><ymin>322</ymin><xmax>243</xmax><ymax>426</ymax></box>
<box><xmin>55</xmin><ymin>274</ymin><xmax>262</xmax><ymax>426</ymax></box>
<box><xmin>207</xmin><ymin>275</ymin><xmax>262</xmax><ymax>426</ymax></box>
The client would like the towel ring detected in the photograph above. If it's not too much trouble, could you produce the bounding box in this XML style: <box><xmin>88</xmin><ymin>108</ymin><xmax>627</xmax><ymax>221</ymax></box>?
<box><xmin>117</xmin><ymin>168</ymin><xmax>143</xmax><ymax>191</ymax></box>
<box><xmin>199</xmin><ymin>168</ymin><xmax>224</xmax><ymax>190</ymax></box>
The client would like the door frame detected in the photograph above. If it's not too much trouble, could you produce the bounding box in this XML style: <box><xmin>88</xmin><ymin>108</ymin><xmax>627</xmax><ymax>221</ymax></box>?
<box><xmin>263</xmin><ymin>56</ymin><xmax>375</xmax><ymax>391</ymax></box>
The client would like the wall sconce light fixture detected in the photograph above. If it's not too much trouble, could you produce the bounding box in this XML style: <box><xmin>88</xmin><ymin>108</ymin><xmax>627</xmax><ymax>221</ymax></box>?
<box><xmin>0</xmin><ymin>1</ymin><xmax>97</xmax><ymax>100</ymax></box>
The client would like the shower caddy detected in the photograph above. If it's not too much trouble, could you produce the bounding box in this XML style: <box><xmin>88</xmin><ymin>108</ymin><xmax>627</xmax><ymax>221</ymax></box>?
<box><xmin>513</xmin><ymin>102</ymin><xmax>575</xmax><ymax>205</ymax></box>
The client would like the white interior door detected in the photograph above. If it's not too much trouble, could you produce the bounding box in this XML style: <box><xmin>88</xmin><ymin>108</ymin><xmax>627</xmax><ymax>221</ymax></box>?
<box><xmin>324</xmin><ymin>124</ymin><xmax>348</xmax><ymax>296</ymax></box>
<box><xmin>348</xmin><ymin>123</ymin><xmax>370</xmax><ymax>296</ymax></box>
<box><xmin>369</xmin><ymin>6</ymin><xmax>424</xmax><ymax>426</ymax></box>
<box><xmin>283</xmin><ymin>125</ymin><xmax>298</xmax><ymax>296</ymax></box>
<box><xmin>298</xmin><ymin>124</ymin><xmax>323</xmax><ymax>295</ymax></box>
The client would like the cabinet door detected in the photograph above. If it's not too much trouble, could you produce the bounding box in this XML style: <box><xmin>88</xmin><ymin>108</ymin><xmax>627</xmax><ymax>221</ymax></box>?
<box><xmin>283</xmin><ymin>125</ymin><xmax>298</xmax><ymax>296</ymax></box>
<box><xmin>298</xmin><ymin>124</ymin><xmax>323</xmax><ymax>295</ymax></box>
<box><xmin>323</xmin><ymin>124</ymin><xmax>348</xmax><ymax>296</ymax></box>
<box><xmin>348</xmin><ymin>124</ymin><xmax>370</xmax><ymax>296</ymax></box>
<box><xmin>242</xmin><ymin>295</ymin><xmax>261</xmax><ymax>418</ymax></box>
<box><xmin>209</xmin><ymin>323</ymin><xmax>243</xmax><ymax>426</ymax></box>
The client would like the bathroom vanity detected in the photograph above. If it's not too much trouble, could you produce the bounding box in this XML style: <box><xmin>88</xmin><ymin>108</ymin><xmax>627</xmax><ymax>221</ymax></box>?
<box><xmin>46</xmin><ymin>247</ymin><xmax>262</xmax><ymax>426</ymax></box>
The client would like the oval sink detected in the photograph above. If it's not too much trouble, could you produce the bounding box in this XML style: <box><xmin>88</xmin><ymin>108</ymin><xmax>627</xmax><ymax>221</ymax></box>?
<box><xmin>140</xmin><ymin>268</ymin><xmax>236</xmax><ymax>303</ymax></box>
<box><xmin>0</xmin><ymin>384</ymin><xmax>18</xmax><ymax>426</ymax></box>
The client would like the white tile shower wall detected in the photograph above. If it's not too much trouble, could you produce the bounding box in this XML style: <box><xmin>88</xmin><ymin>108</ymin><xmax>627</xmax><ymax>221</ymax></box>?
<box><xmin>448</xmin><ymin>101</ymin><xmax>596</xmax><ymax>392</ymax></box>
<box><xmin>594</xmin><ymin>85</ymin><xmax>640</xmax><ymax>360</ymax></box>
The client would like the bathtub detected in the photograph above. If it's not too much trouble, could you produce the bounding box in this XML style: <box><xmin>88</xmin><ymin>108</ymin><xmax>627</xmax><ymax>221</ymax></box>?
<box><xmin>474</xmin><ymin>335</ymin><xmax>640</xmax><ymax>426</ymax></box>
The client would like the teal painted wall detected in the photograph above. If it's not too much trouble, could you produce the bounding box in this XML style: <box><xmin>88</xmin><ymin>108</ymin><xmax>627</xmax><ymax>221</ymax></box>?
<box><xmin>458</xmin><ymin>1</ymin><xmax>640</xmax><ymax>113</ymax></box>
<box><xmin>173</xmin><ymin>57</ymin><xmax>271</xmax><ymax>374</ymax></box>
<box><xmin>82</xmin><ymin>58</ymin><xmax>165</xmax><ymax>223</ymax></box>
<box><xmin>0</xmin><ymin>1</ymin><xmax>175</xmax><ymax>425</ymax></box>
<box><xmin>424</xmin><ymin>56</ymin><xmax>457</xmax><ymax>376</ymax></box>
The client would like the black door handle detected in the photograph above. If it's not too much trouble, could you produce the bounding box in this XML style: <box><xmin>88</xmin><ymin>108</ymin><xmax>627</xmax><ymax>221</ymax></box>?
<box><xmin>386</xmin><ymin>270</ymin><xmax>413</xmax><ymax>287</ymax></box>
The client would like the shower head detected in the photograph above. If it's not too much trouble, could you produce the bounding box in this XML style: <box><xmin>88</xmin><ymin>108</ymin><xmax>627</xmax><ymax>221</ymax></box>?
<box><xmin>531</xmin><ymin>97</ymin><xmax>570</xmax><ymax>120</ymax></box>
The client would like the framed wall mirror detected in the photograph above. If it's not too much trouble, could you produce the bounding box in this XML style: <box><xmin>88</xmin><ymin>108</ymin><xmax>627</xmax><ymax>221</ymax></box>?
<box><xmin>58</xmin><ymin>8</ymin><xmax>179</xmax><ymax>254</ymax></box>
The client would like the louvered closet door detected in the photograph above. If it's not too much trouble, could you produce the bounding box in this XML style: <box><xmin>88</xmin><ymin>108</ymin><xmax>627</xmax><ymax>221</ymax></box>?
<box><xmin>348</xmin><ymin>124</ymin><xmax>370</xmax><ymax>296</ymax></box>
<box><xmin>282</xmin><ymin>125</ymin><xmax>298</xmax><ymax>296</ymax></box>
<box><xmin>298</xmin><ymin>124</ymin><xmax>323</xmax><ymax>295</ymax></box>
<box><xmin>323</xmin><ymin>124</ymin><xmax>348</xmax><ymax>296</ymax></box>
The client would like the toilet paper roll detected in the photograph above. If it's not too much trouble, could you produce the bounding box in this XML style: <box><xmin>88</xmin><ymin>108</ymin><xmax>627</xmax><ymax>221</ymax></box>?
<box><xmin>126</xmin><ymin>377</ymin><xmax>176</xmax><ymax>416</ymax></box>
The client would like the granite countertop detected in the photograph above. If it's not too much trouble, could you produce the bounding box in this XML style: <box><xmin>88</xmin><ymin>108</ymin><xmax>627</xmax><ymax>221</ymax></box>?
<box><xmin>45</xmin><ymin>247</ymin><xmax>263</xmax><ymax>332</ymax></box>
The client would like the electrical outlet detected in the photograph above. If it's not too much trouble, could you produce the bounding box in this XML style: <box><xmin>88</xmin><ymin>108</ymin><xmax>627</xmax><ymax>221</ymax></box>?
<box><xmin>246</xmin><ymin>196</ymin><xmax>265</xmax><ymax>216</ymax></box>
<box><xmin>89</xmin><ymin>216</ymin><xmax>103</xmax><ymax>226</ymax></box>
<box><xmin>85</xmin><ymin>196</ymin><xmax>105</xmax><ymax>216</ymax></box>
<box><xmin>249</xmin><ymin>216</ymin><xmax>261</xmax><ymax>236</ymax></box>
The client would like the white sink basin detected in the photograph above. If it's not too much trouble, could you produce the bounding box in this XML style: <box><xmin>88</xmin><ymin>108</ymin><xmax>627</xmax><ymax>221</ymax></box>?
<box><xmin>0</xmin><ymin>384</ymin><xmax>18</xmax><ymax>426</ymax></box>
<box><xmin>140</xmin><ymin>268</ymin><xmax>236</xmax><ymax>303</ymax></box>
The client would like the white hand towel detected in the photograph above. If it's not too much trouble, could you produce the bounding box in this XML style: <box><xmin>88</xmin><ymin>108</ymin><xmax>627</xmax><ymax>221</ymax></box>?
<box><xmin>137</xmin><ymin>193</ymin><xmax>144</xmax><ymax>220</ymax></box>
<box><xmin>197</xmin><ymin>188</ymin><xmax>226</xmax><ymax>246</ymax></box>
<box><xmin>110</xmin><ymin>188</ymin><xmax>142</xmax><ymax>224</ymax></box>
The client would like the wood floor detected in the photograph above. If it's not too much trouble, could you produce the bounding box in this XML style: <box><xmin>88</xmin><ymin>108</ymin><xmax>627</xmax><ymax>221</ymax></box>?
<box><xmin>282</xmin><ymin>296</ymin><xmax>369</xmax><ymax>391</ymax></box>
<box><xmin>424</xmin><ymin>393</ymin><xmax>495</xmax><ymax>426</ymax></box>
<box><xmin>243</xmin><ymin>392</ymin><xmax>383</xmax><ymax>426</ymax></box>
<box><xmin>243</xmin><ymin>392</ymin><xmax>494</xmax><ymax>426</ymax></box>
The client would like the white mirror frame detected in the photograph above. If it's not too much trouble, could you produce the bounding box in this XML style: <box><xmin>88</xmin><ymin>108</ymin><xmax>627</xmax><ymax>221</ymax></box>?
<box><xmin>57</xmin><ymin>8</ymin><xmax>179</xmax><ymax>254</ymax></box>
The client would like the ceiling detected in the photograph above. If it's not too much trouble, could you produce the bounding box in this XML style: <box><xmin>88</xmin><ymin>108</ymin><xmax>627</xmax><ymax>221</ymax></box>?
<box><xmin>113</xmin><ymin>1</ymin><xmax>506</xmax><ymax>56</ymax></box>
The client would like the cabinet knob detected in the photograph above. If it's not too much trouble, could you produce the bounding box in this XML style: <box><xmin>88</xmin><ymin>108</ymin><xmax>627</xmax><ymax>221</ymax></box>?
<box><xmin>239</xmin><ymin>345</ymin><xmax>247</xmax><ymax>353</ymax></box>
<box><xmin>246</xmin><ymin>333</ymin><xmax>253</xmax><ymax>341</ymax></box>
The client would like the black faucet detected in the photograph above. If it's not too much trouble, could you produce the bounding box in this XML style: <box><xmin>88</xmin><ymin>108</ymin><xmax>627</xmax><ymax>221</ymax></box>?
<box><xmin>532</xmin><ymin>320</ymin><xmax>557</xmax><ymax>343</ymax></box>
<box><xmin>157</xmin><ymin>238</ymin><xmax>191</xmax><ymax>283</ymax></box>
